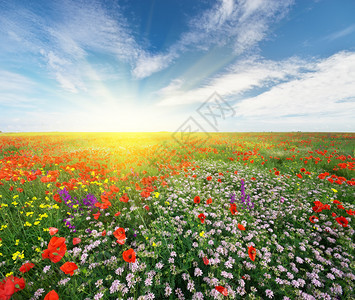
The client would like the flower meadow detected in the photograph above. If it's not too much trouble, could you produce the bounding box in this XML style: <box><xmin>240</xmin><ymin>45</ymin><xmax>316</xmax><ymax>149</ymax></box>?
<box><xmin>0</xmin><ymin>132</ymin><xmax>354</xmax><ymax>300</ymax></box>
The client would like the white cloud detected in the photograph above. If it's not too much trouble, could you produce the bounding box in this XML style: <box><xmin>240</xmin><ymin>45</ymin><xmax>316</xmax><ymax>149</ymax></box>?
<box><xmin>132</xmin><ymin>53</ymin><xmax>176</xmax><ymax>79</ymax></box>
<box><xmin>234</xmin><ymin>52</ymin><xmax>355</xmax><ymax>120</ymax></box>
<box><xmin>156</xmin><ymin>51</ymin><xmax>355</xmax><ymax>130</ymax></box>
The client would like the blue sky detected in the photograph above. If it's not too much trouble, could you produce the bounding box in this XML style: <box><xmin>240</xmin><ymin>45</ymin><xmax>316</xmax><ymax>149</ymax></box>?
<box><xmin>0</xmin><ymin>0</ymin><xmax>354</xmax><ymax>132</ymax></box>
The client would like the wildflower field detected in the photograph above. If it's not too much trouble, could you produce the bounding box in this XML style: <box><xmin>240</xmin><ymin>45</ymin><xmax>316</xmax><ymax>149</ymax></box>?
<box><xmin>0</xmin><ymin>132</ymin><xmax>354</xmax><ymax>300</ymax></box>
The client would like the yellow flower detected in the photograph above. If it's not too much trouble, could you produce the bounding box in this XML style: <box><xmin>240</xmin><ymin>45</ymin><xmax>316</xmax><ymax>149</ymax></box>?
<box><xmin>13</xmin><ymin>195</ymin><xmax>19</xmax><ymax>199</ymax></box>
<box><xmin>331</xmin><ymin>188</ymin><xmax>338</xmax><ymax>193</ymax></box>
<box><xmin>6</xmin><ymin>272</ymin><xmax>13</xmax><ymax>277</ymax></box>
<box><xmin>11</xmin><ymin>201</ymin><xmax>18</xmax><ymax>206</ymax></box>
<box><xmin>199</xmin><ymin>231</ymin><xmax>205</xmax><ymax>237</ymax></box>
<box><xmin>152</xmin><ymin>242</ymin><xmax>157</xmax><ymax>247</ymax></box>
<box><xmin>154</xmin><ymin>192</ymin><xmax>160</xmax><ymax>198</ymax></box>
<box><xmin>34</xmin><ymin>221</ymin><xmax>40</xmax><ymax>225</ymax></box>
<box><xmin>15</xmin><ymin>240</ymin><xmax>19</xmax><ymax>246</ymax></box>
<box><xmin>12</xmin><ymin>251</ymin><xmax>24</xmax><ymax>260</ymax></box>
<box><xmin>165</xmin><ymin>201</ymin><xmax>170</xmax><ymax>206</ymax></box>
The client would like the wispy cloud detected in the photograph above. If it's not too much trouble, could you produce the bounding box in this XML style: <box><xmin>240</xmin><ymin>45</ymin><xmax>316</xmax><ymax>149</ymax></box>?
<box><xmin>0</xmin><ymin>70</ymin><xmax>40</xmax><ymax>107</ymax></box>
<box><xmin>156</xmin><ymin>55</ymin><xmax>306</xmax><ymax>106</ymax></box>
<box><xmin>0</xmin><ymin>0</ymin><xmax>295</xmax><ymax>82</ymax></box>
<box><xmin>182</xmin><ymin>0</ymin><xmax>294</xmax><ymax>53</ymax></box>
<box><xmin>325</xmin><ymin>24</ymin><xmax>355</xmax><ymax>41</ymax></box>
<box><xmin>0</xmin><ymin>0</ymin><xmax>146</xmax><ymax>91</ymax></box>
<box><xmin>133</xmin><ymin>0</ymin><xmax>294</xmax><ymax>78</ymax></box>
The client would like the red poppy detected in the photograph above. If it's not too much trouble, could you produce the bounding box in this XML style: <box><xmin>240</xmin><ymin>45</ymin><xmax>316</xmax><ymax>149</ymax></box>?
<box><xmin>335</xmin><ymin>216</ymin><xmax>348</xmax><ymax>227</ymax></box>
<box><xmin>53</xmin><ymin>194</ymin><xmax>62</xmax><ymax>203</ymax></box>
<box><xmin>119</xmin><ymin>193</ymin><xmax>129</xmax><ymax>203</ymax></box>
<box><xmin>194</xmin><ymin>196</ymin><xmax>200</xmax><ymax>204</ymax></box>
<box><xmin>44</xmin><ymin>290</ymin><xmax>59</xmax><ymax>300</ymax></box>
<box><xmin>93</xmin><ymin>212</ymin><xmax>101</xmax><ymax>220</ymax></box>
<box><xmin>234</xmin><ymin>171</ymin><xmax>238</xmax><ymax>175</ymax></box>
<box><xmin>115</xmin><ymin>211</ymin><xmax>121</xmax><ymax>216</ymax></box>
<box><xmin>300</xmin><ymin>168</ymin><xmax>306</xmax><ymax>172</ymax></box>
<box><xmin>198</xmin><ymin>213</ymin><xmax>206</xmax><ymax>224</ymax></box>
<box><xmin>251</xmin><ymin>177</ymin><xmax>256</xmax><ymax>180</ymax></box>
<box><xmin>0</xmin><ymin>278</ymin><xmax>15</xmax><ymax>300</ymax></box>
<box><xmin>333</xmin><ymin>200</ymin><xmax>341</xmax><ymax>204</ymax></box>
<box><xmin>1</xmin><ymin>276</ymin><xmax>25</xmax><ymax>294</ymax></box>
<box><xmin>230</xmin><ymin>203</ymin><xmax>237</xmax><ymax>215</ymax></box>
<box><xmin>206</xmin><ymin>198</ymin><xmax>212</xmax><ymax>205</ymax></box>
<box><xmin>215</xmin><ymin>286</ymin><xmax>228</xmax><ymax>296</ymax></box>
<box><xmin>102</xmin><ymin>230</ymin><xmax>106</xmax><ymax>236</ymax></box>
<box><xmin>113</xmin><ymin>228</ymin><xmax>126</xmax><ymax>245</ymax></box>
<box><xmin>297</xmin><ymin>174</ymin><xmax>303</xmax><ymax>179</ymax></box>
<box><xmin>318</xmin><ymin>173</ymin><xmax>326</xmax><ymax>179</ymax></box>
<box><xmin>274</xmin><ymin>171</ymin><xmax>280</xmax><ymax>176</ymax></box>
<box><xmin>309</xmin><ymin>215</ymin><xmax>318</xmax><ymax>224</ymax></box>
<box><xmin>248</xmin><ymin>246</ymin><xmax>256</xmax><ymax>261</ymax></box>
<box><xmin>206</xmin><ymin>176</ymin><xmax>212</xmax><ymax>181</ymax></box>
<box><xmin>42</xmin><ymin>236</ymin><xmax>67</xmax><ymax>263</ymax></box>
<box><xmin>110</xmin><ymin>185</ymin><xmax>120</xmax><ymax>193</ymax></box>
<box><xmin>312</xmin><ymin>201</ymin><xmax>326</xmax><ymax>213</ymax></box>
<box><xmin>73</xmin><ymin>238</ymin><xmax>81</xmax><ymax>245</ymax></box>
<box><xmin>140</xmin><ymin>191</ymin><xmax>151</xmax><ymax>198</ymax></box>
<box><xmin>19</xmin><ymin>262</ymin><xmax>35</xmax><ymax>273</ymax></box>
<box><xmin>49</xmin><ymin>227</ymin><xmax>58</xmax><ymax>236</ymax></box>
<box><xmin>123</xmin><ymin>248</ymin><xmax>136</xmax><ymax>263</ymax></box>
<box><xmin>238</xmin><ymin>224</ymin><xmax>246</xmax><ymax>230</ymax></box>
<box><xmin>203</xmin><ymin>257</ymin><xmax>209</xmax><ymax>265</ymax></box>
<box><xmin>60</xmin><ymin>262</ymin><xmax>78</xmax><ymax>276</ymax></box>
